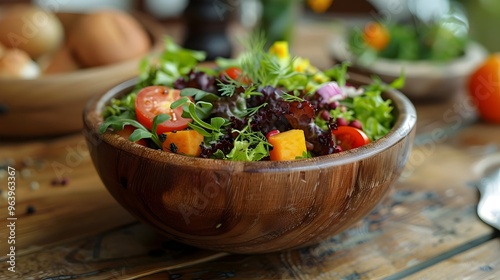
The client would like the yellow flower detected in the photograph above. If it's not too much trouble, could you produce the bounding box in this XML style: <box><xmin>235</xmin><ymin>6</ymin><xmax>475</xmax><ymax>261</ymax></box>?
<box><xmin>313</xmin><ymin>72</ymin><xmax>329</xmax><ymax>83</ymax></box>
<box><xmin>293</xmin><ymin>57</ymin><xmax>310</xmax><ymax>73</ymax></box>
<box><xmin>269</xmin><ymin>41</ymin><xmax>290</xmax><ymax>60</ymax></box>
<box><xmin>307</xmin><ymin>0</ymin><xmax>334</xmax><ymax>13</ymax></box>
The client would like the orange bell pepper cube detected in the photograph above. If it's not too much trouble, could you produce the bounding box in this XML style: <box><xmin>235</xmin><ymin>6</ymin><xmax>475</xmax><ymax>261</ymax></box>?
<box><xmin>162</xmin><ymin>130</ymin><xmax>204</xmax><ymax>157</ymax></box>
<box><xmin>267</xmin><ymin>129</ymin><xmax>307</xmax><ymax>161</ymax></box>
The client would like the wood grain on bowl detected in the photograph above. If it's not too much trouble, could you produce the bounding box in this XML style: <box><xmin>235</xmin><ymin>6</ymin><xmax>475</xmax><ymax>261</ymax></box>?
<box><xmin>83</xmin><ymin>75</ymin><xmax>416</xmax><ymax>254</ymax></box>
<box><xmin>0</xmin><ymin>11</ymin><xmax>165</xmax><ymax>138</ymax></box>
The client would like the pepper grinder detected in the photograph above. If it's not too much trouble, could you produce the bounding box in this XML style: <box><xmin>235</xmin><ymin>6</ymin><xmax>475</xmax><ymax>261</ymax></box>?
<box><xmin>182</xmin><ymin>0</ymin><xmax>233</xmax><ymax>60</ymax></box>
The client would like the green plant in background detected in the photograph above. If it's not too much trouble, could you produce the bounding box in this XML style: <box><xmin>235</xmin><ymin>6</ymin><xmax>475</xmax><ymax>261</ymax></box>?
<box><xmin>258</xmin><ymin>0</ymin><xmax>299</xmax><ymax>49</ymax></box>
<box><xmin>257</xmin><ymin>0</ymin><xmax>334</xmax><ymax>49</ymax></box>
<box><xmin>458</xmin><ymin>0</ymin><xmax>500</xmax><ymax>52</ymax></box>
<box><xmin>349</xmin><ymin>20</ymin><xmax>469</xmax><ymax>63</ymax></box>
<box><xmin>349</xmin><ymin>0</ymin><xmax>470</xmax><ymax>63</ymax></box>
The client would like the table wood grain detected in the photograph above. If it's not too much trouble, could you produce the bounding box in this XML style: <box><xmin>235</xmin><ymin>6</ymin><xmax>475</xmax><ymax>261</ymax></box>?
<box><xmin>0</xmin><ymin>20</ymin><xmax>499</xmax><ymax>280</ymax></box>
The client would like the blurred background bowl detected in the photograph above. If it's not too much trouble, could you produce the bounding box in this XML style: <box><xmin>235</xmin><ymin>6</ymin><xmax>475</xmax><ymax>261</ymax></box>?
<box><xmin>329</xmin><ymin>0</ymin><xmax>490</xmax><ymax>102</ymax></box>
<box><xmin>0</xmin><ymin>10</ymin><xmax>164</xmax><ymax>139</ymax></box>
<box><xmin>330</xmin><ymin>36</ymin><xmax>488</xmax><ymax>102</ymax></box>
<box><xmin>83</xmin><ymin>74</ymin><xmax>417</xmax><ymax>254</ymax></box>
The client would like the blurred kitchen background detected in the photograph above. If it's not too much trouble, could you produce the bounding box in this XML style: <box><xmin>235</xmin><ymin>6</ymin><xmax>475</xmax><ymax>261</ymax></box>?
<box><xmin>0</xmin><ymin>0</ymin><xmax>499</xmax><ymax>58</ymax></box>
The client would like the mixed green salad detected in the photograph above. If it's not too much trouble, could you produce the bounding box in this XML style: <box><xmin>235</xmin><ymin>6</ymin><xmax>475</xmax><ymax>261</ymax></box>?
<box><xmin>100</xmin><ymin>35</ymin><xmax>402</xmax><ymax>161</ymax></box>
<box><xmin>349</xmin><ymin>19</ymin><xmax>469</xmax><ymax>63</ymax></box>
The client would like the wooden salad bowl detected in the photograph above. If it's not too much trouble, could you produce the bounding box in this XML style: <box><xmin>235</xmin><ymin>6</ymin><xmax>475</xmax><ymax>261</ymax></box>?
<box><xmin>83</xmin><ymin>74</ymin><xmax>417</xmax><ymax>254</ymax></box>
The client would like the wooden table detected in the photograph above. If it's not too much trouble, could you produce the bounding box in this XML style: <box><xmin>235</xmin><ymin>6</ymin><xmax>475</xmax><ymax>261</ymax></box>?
<box><xmin>1</xmin><ymin>21</ymin><xmax>500</xmax><ymax>280</ymax></box>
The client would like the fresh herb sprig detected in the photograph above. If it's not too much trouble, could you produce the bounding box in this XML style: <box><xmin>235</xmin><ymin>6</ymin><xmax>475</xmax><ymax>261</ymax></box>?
<box><xmin>237</xmin><ymin>33</ymin><xmax>303</xmax><ymax>91</ymax></box>
<box><xmin>281</xmin><ymin>92</ymin><xmax>304</xmax><ymax>102</ymax></box>
<box><xmin>244</xmin><ymin>102</ymin><xmax>268</xmax><ymax>117</ymax></box>
<box><xmin>170</xmin><ymin>97</ymin><xmax>227</xmax><ymax>143</ymax></box>
<box><xmin>217</xmin><ymin>78</ymin><xmax>260</xmax><ymax>99</ymax></box>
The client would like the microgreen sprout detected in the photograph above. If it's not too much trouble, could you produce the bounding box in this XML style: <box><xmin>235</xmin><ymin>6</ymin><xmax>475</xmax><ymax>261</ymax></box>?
<box><xmin>281</xmin><ymin>92</ymin><xmax>304</xmax><ymax>102</ymax></box>
<box><xmin>226</xmin><ymin>120</ymin><xmax>271</xmax><ymax>161</ymax></box>
<box><xmin>99</xmin><ymin>114</ymin><xmax>171</xmax><ymax>148</ymax></box>
<box><xmin>244</xmin><ymin>103</ymin><xmax>268</xmax><ymax>117</ymax></box>
<box><xmin>170</xmin><ymin>98</ymin><xmax>227</xmax><ymax>142</ymax></box>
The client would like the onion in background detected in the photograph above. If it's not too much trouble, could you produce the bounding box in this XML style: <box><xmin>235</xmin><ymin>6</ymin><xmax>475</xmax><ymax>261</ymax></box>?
<box><xmin>0</xmin><ymin>48</ymin><xmax>40</xmax><ymax>78</ymax></box>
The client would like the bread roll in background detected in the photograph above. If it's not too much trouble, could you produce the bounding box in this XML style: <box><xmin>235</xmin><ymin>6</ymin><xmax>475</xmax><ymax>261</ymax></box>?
<box><xmin>0</xmin><ymin>6</ymin><xmax>153</xmax><ymax>78</ymax></box>
<box><xmin>0</xmin><ymin>43</ymin><xmax>5</xmax><ymax>57</ymax></box>
<box><xmin>0</xmin><ymin>4</ymin><xmax>64</xmax><ymax>59</ymax></box>
<box><xmin>0</xmin><ymin>48</ymin><xmax>40</xmax><ymax>79</ymax></box>
<box><xmin>41</xmin><ymin>45</ymin><xmax>80</xmax><ymax>75</ymax></box>
<box><xmin>69</xmin><ymin>10</ymin><xmax>151</xmax><ymax>67</ymax></box>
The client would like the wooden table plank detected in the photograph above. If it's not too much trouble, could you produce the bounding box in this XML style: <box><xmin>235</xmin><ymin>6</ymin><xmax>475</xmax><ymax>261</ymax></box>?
<box><xmin>405</xmin><ymin>238</ymin><xmax>500</xmax><ymax>280</ymax></box>
<box><xmin>0</xmin><ymin>134</ymin><xmax>136</xmax><ymax>255</ymax></box>
<box><xmin>0</xmin><ymin>222</ymin><xmax>228</xmax><ymax>280</ymax></box>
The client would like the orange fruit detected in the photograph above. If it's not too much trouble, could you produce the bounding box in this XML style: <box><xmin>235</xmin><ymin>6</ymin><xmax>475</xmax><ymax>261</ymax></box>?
<box><xmin>468</xmin><ymin>54</ymin><xmax>500</xmax><ymax>124</ymax></box>
<box><xmin>307</xmin><ymin>0</ymin><xmax>334</xmax><ymax>13</ymax></box>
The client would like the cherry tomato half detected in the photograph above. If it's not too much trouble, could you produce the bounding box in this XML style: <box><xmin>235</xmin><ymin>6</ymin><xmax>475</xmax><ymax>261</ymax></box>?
<box><xmin>222</xmin><ymin>67</ymin><xmax>252</xmax><ymax>85</ymax></box>
<box><xmin>135</xmin><ymin>86</ymin><xmax>191</xmax><ymax>134</ymax></box>
<box><xmin>332</xmin><ymin>126</ymin><xmax>370</xmax><ymax>151</ymax></box>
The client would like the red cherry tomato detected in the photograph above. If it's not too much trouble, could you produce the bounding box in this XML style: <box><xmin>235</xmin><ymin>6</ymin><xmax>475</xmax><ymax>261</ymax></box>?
<box><xmin>332</xmin><ymin>126</ymin><xmax>370</xmax><ymax>151</ymax></box>
<box><xmin>135</xmin><ymin>86</ymin><xmax>191</xmax><ymax>134</ymax></box>
<box><xmin>222</xmin><ymin>67</ymin><xmax>252</xmax><ymax>85</ymax></box>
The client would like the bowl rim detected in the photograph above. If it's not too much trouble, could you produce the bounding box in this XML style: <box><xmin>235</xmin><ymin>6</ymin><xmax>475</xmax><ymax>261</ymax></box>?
<box><xmin>0</xmin><ymin>55</ymin><xmax>142</xmax><ymax>83</ymax></box>
<box><xmin>84</xmin><ymin>73</ymin><xmax>417</xmax><ymax>173</ymax></box>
